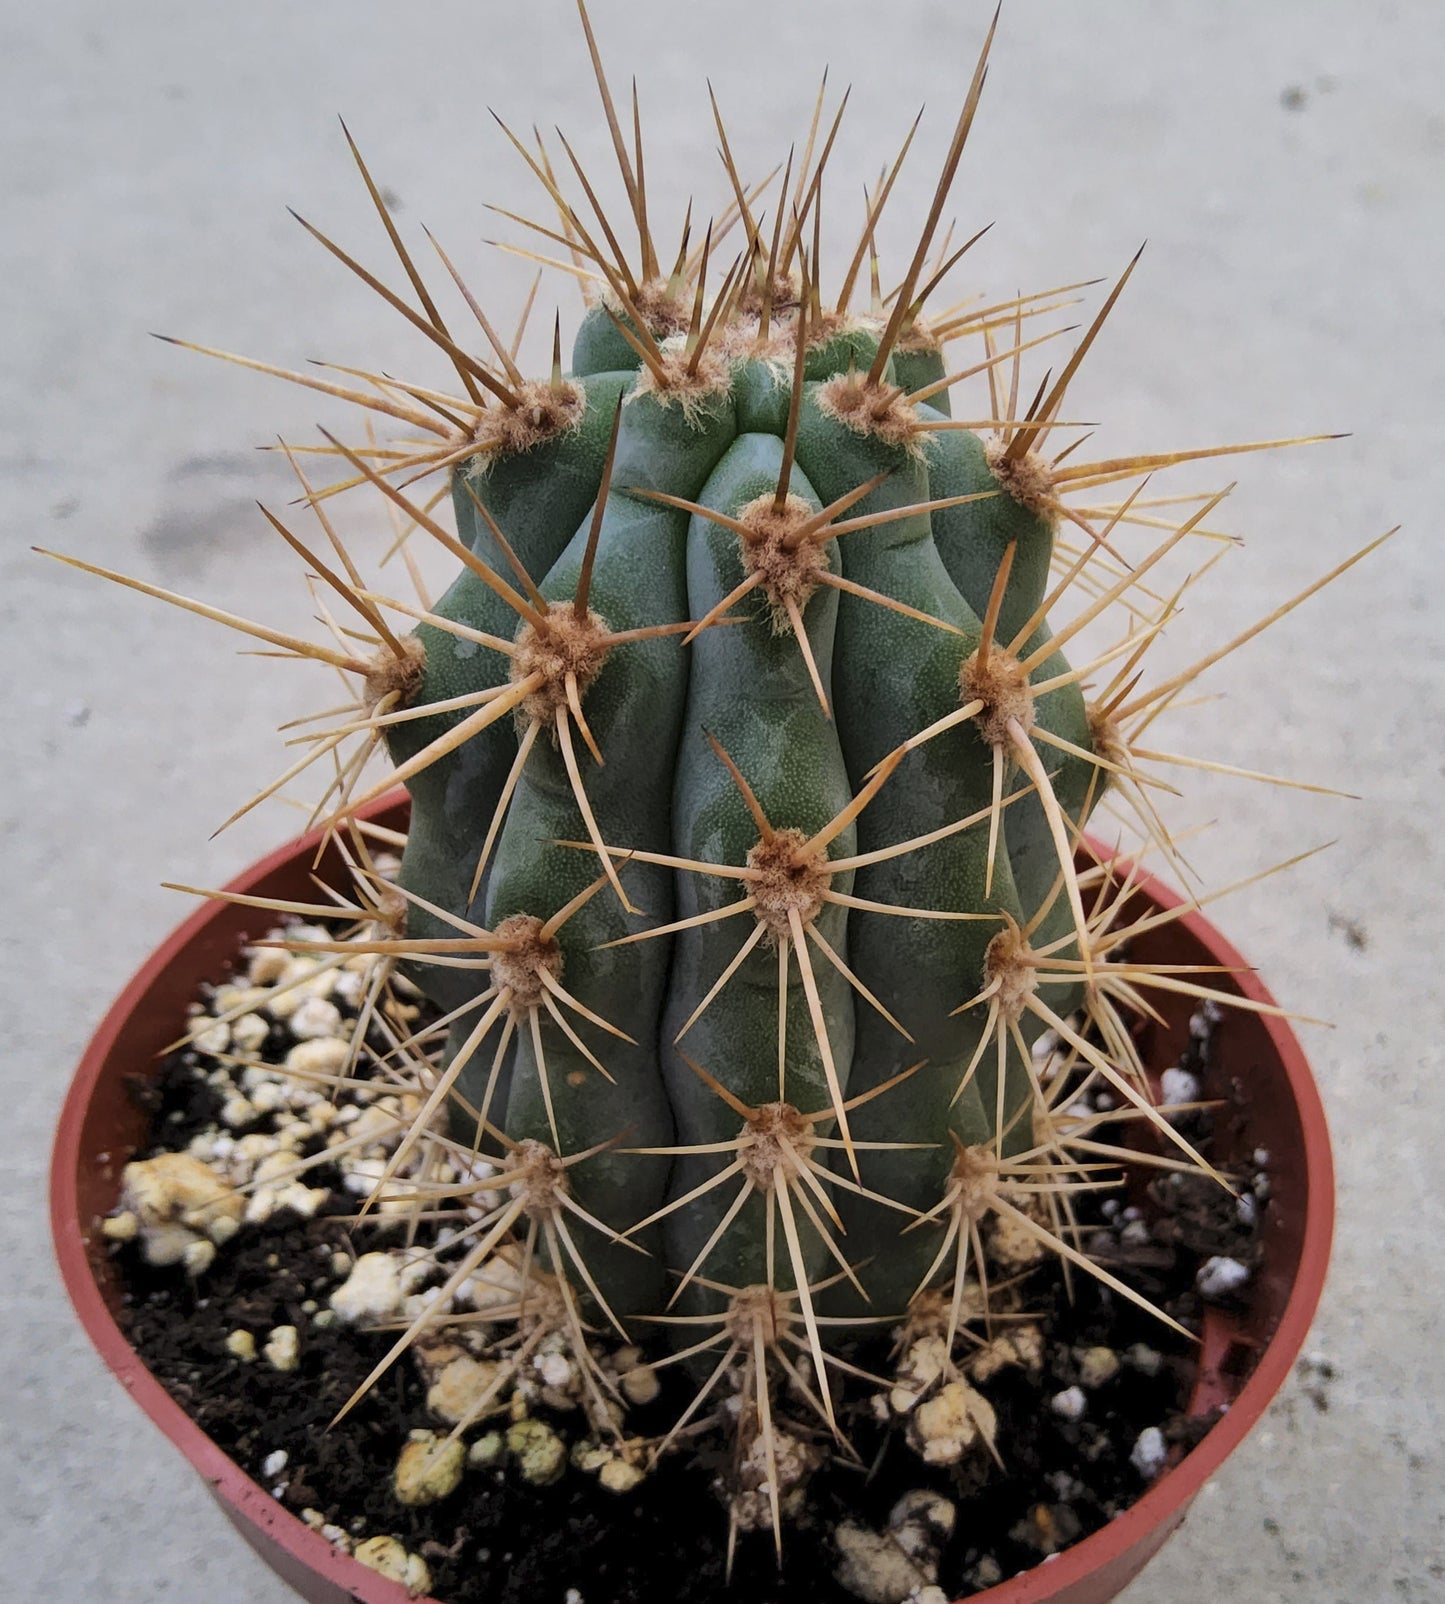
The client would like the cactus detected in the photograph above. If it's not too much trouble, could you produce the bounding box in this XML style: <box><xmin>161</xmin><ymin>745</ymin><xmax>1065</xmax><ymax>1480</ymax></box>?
<box><xmin>47</xmin><ymin>0</ymin><xmax>1387</xmax><ymax>1555</ymax></box>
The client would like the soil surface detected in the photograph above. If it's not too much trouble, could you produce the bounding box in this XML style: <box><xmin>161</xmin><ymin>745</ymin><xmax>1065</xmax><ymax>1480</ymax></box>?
<box><xmin>115</xmin><ymin>974</ymin><xmax>1263</xmax><ymax>1604</ymax></box>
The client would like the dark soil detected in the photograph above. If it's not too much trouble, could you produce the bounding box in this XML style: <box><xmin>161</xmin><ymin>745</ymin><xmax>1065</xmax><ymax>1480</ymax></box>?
<box><xmin>116</xmin><ymin>1001</ymin><xmax>1263</xmax><ymax>1604</ymax></box>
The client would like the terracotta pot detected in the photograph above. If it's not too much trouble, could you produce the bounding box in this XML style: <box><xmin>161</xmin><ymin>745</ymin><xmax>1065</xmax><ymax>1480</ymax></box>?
<box><xmin>52</xmin><ymin>797</ymin><xmax>1333</xmax><ymax>1604</ymax></box>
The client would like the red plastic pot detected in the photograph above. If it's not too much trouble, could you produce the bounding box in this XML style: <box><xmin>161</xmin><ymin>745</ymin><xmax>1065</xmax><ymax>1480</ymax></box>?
<box><xmin>52</xmin><ymin>797</ymin><xmax>1333</xmax><ymax>1604</ymax></box>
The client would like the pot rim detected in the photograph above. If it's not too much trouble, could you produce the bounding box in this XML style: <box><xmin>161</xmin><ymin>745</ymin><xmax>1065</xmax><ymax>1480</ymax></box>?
<box><xmin>50</xmin><ymin>799</ymin><xmax>1334</xmax><ymax>1604</ymax></box>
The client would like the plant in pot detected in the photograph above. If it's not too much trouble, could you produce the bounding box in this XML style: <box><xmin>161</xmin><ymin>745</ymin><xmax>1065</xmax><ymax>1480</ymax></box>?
<box><xmin>49</xmin><ymin>6</ymin><xmax>1372</xmax><ymax>1601</ymax></box>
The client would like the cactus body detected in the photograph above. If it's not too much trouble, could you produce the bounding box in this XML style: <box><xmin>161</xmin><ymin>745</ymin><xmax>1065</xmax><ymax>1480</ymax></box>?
<box><xmin>59</xmin><ymin>6</ymin><xmax>1368</xmax><ymax>1540</ymax></box>
<box><xmin>387</xmin><ymin>318</ymin><xmax>1100</xmax><ymax>1325</ymax></box>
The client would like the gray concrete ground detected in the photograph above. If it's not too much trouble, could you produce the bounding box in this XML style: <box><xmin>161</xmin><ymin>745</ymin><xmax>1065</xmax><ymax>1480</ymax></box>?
<box><xmin>5</xmin><ymin>2</ymin><xmax>1442</xmax><ymax>1599</ymax></box>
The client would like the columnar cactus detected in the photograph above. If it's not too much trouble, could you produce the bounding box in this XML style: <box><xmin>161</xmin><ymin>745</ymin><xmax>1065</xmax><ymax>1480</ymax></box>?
<box><xmin>50</xmin><ymin>0</ymin><xmax>1382</xmax><ymax>1549</ymax></box>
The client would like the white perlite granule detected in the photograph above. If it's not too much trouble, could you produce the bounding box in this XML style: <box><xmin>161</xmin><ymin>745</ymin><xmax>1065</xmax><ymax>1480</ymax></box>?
<box><xmin>1197</xmin><ymin>1256</ymin><xmax>1251</xmax><ymax>1300</ymax></box>
<box><xmin>1131</xmin><ymin>1426</ymin><xmax>1168</xmax><ymax>1479</ymax></box>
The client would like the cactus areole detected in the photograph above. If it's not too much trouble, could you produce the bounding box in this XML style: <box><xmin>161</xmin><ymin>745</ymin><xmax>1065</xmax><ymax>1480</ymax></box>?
<box><xmin>48</xmin><ymin>0</ymin><xmax>1366</xmax><ymax>1586</ymax></box>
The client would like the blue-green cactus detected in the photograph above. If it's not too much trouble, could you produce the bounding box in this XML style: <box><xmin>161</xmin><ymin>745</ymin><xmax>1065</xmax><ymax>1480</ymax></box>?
<box><xmin>46</xmin><ymin>0</ymin><xmax>1376</xmax><ymax>1547</ymax></box>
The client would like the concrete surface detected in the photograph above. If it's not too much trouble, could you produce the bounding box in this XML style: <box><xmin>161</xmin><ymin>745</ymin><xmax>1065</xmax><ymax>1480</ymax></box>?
<box><xmin>5</xmin><ymin>2</ymin><xmax>1442</xmax><ymax>1599</ymax></box>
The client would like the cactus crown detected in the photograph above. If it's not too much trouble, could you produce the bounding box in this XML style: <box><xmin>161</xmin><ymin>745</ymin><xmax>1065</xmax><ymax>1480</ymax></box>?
<box><xmin>47</xmin><ymin>0</ymin><xmax>1387</xmax><ymax>1554</ymax></box>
